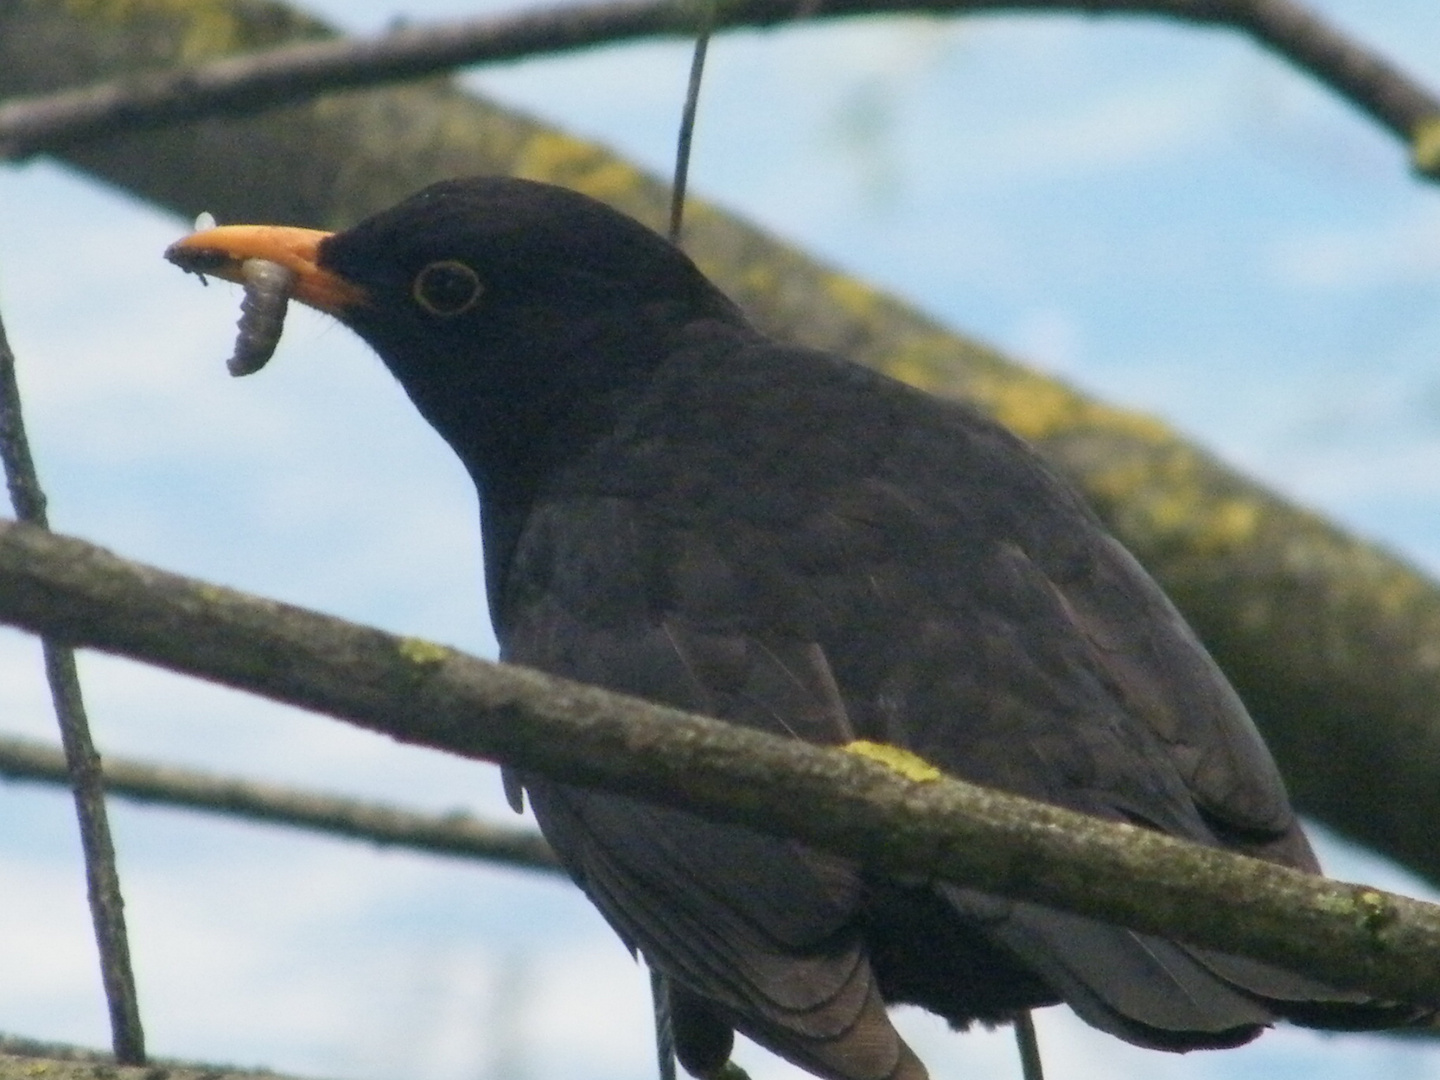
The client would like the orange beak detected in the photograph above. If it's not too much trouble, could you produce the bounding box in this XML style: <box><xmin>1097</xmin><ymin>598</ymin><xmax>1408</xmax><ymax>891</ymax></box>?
<box><xmin>165</xmin><ymin>224</ymin><xmax>368</xmax><ymax>315</ymax></box>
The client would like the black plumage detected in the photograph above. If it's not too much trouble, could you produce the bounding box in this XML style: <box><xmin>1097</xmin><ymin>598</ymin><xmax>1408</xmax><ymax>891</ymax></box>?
<box><xmin>168</xmin><ymin>177</ymin><xmax>1415</xmax><ymax>1080</ymax></box>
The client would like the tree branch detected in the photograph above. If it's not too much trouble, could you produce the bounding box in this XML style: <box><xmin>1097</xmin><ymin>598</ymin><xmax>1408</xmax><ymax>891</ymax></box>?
<box><xmin>1</xmin><ymin>0</ymin><xmax>1438</xmax><ymax>176</ymax></box>
<box><xmin>0</xmin><ymin>733</ymin><xmax>562</xmax><ymax>874</ymax></box>
<box><xmin>0</xmin><ymin>1044</ymin><xmax>278</xmax><ymax>1080</ymax></box>
<box><xmin>0</xmin><ymin>308</ymin><xmax>144</xmax><ymax>1064</ymax></box>
<box><xmin>0</xmin><ymin>518</ymin><xmax>1438</xmax><ymax>1008</ymax></box>
<box><xmin>1233</xmin><ymin>0</ymin><xmax>1440</xmax><ymax>173</ymax></box>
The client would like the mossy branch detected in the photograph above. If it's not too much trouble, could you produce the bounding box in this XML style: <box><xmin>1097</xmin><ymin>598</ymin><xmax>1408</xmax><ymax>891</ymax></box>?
<box><xmin>0</xmin><ymin>517</ymin><xmax>1438</xmax><ymax>1006</ymax></box>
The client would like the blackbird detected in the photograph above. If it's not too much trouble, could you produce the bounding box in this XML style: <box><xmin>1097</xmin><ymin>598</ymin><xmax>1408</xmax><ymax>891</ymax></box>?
<box><xmin>167</xmin><ymin>177</ymin><xmax>1413</xmax><ymax>1080</ymax></box>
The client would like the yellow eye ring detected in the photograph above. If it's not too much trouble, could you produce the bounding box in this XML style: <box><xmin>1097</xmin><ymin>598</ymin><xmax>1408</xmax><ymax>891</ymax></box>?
<box><xmin>412</xmin><ymin>260</ymin><xmax>483</xmax><ymax>317</ymax></box>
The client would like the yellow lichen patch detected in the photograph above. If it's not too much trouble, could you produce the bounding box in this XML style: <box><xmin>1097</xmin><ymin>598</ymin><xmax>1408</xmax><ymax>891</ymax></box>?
<box><xmin>1137</xmin><ymin>453</ymin><xmax>1260</xmax><ymax>553</ymax></box>
<box><xmin>680</xmin><ymin>200</ymin><xmax>720</xmax><ymax>228</ymax></box>
<box><xmin>1195</xmin><ymin>497</ymin><xmax>1261</xmax><ymax>553</ymax></box>
<box><xmin>1412</xmin><ymin>115</ymin><xmax>1440</xmax><ymax>177</ymax></box>
<box><xmin>63</xmin><ymin>0</ymin><xmax>177</xmax><ymax>20</ymax></box>
<box><xmin>1141</xmin><ymin>489</ymin><xmax>1197</xmax><ymax>538</ymax></box>
<box><xmin>983</xmin><ymin>373</ymin><xmax>1083</xmax><ymax>442</ymax></box>
<box><xmin>399</xmin><ymin>637</ymin><xmax>450</xmax><ymax>667</ymax></box>
<box><xmin>1355</xmin><ymin>888</ymin><xmax>1396</xmax><ymax>933</ymax></box>
<box><xmin>1111</xmin><ymin>408</ymin><xmax>1174</xmax><ymax>447</ymax></box>
<box><xmin>1314</xmin><ymin>891</ymin><xmax>1357</xmax><ymax>916</ymax></box>
<box><xmin>738</xmin><ymin>261</ymin><xmax>781</xmax><ymax>299</ymax></box>
<box><xmin>965</xmin><ymin>366</ymin><xmax>1172</xmax><ymax>448</ymax></box>
<box><xmin>886</xmin><ymin>355</ymin><xmax>941</xmax><ymax>392</ymax></box>
<box><xmin>1366</xmin><ymin>565</ymin><xmax>1428</xmax><ymax>619</ymax></box>
<box><xmin>512</xmin><ymin>131</ymin><xmax>601</xmax><ymax>181</ymax></box>
<box><xmin>512</xmin><ymin>132</ymin><xmax>646</xmax><ymax>205</ymax></box>
<box><xmin>195</xmin><ymin>584</ymin><xmax>229</xmax><ymax>606</ymax></box>
<box><xmin>1082</xmin><ymin>448</ymin><xmax>1263</xmax><ymax>554</ymax></box>
<box><xmin>1317</xmin><ymin>887</ymin><xmax>1399</xmax><ymax>939</ymax></box>
<box><xmin>877</xmin><ymin>335</ymin><xmax>967</xmax><ymax>393</ymax></box>
<box><xmin>844</xmin><ymin>740</ymin><xmax>943</xmax><ymax>783</ymax></box>
<box><xmin>63</xmin><ymin>0</ymin><xmax>244</xmax><ymax>61</ymax></box>
<box><xmin>824</xmin><ymin>273</ymin><xmax>883</xmax><ymax>322</ymax></box>
<box><xmin>1086</xmin><ymin>459</ymin><xmax>1153</xmax><ymax>506</ymax></box>
<box><xmin>574</xmin><ymin>160</ymin><xmax>647</xmax><ymax>204</ymax></box>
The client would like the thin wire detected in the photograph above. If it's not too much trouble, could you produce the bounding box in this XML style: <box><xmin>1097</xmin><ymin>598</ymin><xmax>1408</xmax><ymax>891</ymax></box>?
<box><xmin>0</xmin><ymin>307</ymin><xmax>146</xmax><ymax>1063</ymax></box>
<box><xmin>1015</xmin><ymin>1010</ymin><xmax>1045</xmax><ymax>1080</ymax></box>
<box><xmin>651</xmin><ymin>968</ymin><xmax>677</xmax><ymax>1080</ymax></box>
<box><xmin>668</xmin><ymin>0</ymin><xmax>716</xmax><ymax>244</ymax></box>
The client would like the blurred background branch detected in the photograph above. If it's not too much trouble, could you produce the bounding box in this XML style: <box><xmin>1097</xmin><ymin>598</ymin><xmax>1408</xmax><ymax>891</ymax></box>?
<box><xmin>2</xmin><ymin>0</ymin><xmax>1437</xmax><ymax>175</ymax></box>
<box><xmin>0</xmin><ymin>733</ymin><xmax>561</xmax><ymax>874</ymax></box>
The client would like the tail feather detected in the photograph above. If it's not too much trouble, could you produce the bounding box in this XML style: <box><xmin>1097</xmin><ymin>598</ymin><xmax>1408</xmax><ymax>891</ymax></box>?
<box><xmin>716</xmin><ymin>971</ymin><xmax>929</xmax><ymax>1080</ymax></box>
<box><xmin>983</xmin><ymin>904</ymin><xmax>1271</xmax><ymax>1049</ymax></box>
<box><xmin>1190</xmin><ymin>949</ymin><xmax>1431</xmax><ymax>1031</ymax></box>
<box><xmin>953</xmin><ymin>890</ymin><xmax>1428</xmax><ymax>1050</ymax></box>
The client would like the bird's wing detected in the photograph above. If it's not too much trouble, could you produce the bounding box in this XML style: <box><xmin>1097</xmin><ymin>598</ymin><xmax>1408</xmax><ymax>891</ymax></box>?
<box><xmin>976</xmin><ymin>529</ymin><xmax>1412</xmax><ymax>1037</ymax></box>
<box><xmin>792</xmin><ymin>408</ymin><xmax>1386</xmax><ymax>1042</ymax></box>
<box><xmin>1040</xmin><ymin>527</ymin><xmax>1314</xmax><ymax>865</ymax></box>
<box><xmin>500</xmin><ymin>495</ymin><xmax>923</xmax><ymax>1080</ymax></box>
<box><xmin>805</xmin><ymin>402</ymin><xmax>1312</xmax><ymax>863</ymax></box>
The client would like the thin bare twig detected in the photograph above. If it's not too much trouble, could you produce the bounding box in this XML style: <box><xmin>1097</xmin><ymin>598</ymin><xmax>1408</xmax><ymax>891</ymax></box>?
<box><xmin>0</xmin><ymin>319</ymin><xmax>144</xmax><ymax>1062</ymax></box>
<box><xmin>1015</xmin><ymin>1011</ymin><xmax>1045</xmax><ymax>1080</ymax></box>
<box><xmin>1</xmin><ymin>0</ymin><xmax>1438</xmax><ymax>176</ymax></box>
<box><xmin>0</xmin><ymin>733</ymin><xmax>561</xmax><ymax>873</ymax></box>
<box><xmin>0</xmin><ymin>518</ymin><xmax>1438</xmax><ymax>1008</ymax></box>
<box><xmin>668</xmin><ymin>0</ymin><xmax>716</xmax><ymax>243</ymax></box>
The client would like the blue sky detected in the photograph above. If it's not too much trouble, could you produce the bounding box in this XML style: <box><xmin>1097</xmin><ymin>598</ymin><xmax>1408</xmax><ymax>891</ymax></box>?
<box><xmin>3</xmin><ymin>2</ymin><xmax>1440</xmax><ymax>1079</ymax></box>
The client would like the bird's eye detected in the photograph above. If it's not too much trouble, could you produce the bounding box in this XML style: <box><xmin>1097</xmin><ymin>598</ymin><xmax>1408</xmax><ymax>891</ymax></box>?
<box><xmin>412</xmin><ymin>260</ymin><xmax>483</xmax><ymax>317</ymax></box>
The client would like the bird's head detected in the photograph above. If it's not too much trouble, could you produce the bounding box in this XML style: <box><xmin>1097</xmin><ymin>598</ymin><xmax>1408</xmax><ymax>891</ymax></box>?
<box><xmin>166</xmin><ymin>176</ymin><xmax>745</xmax><ymax>485</ymax></box>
